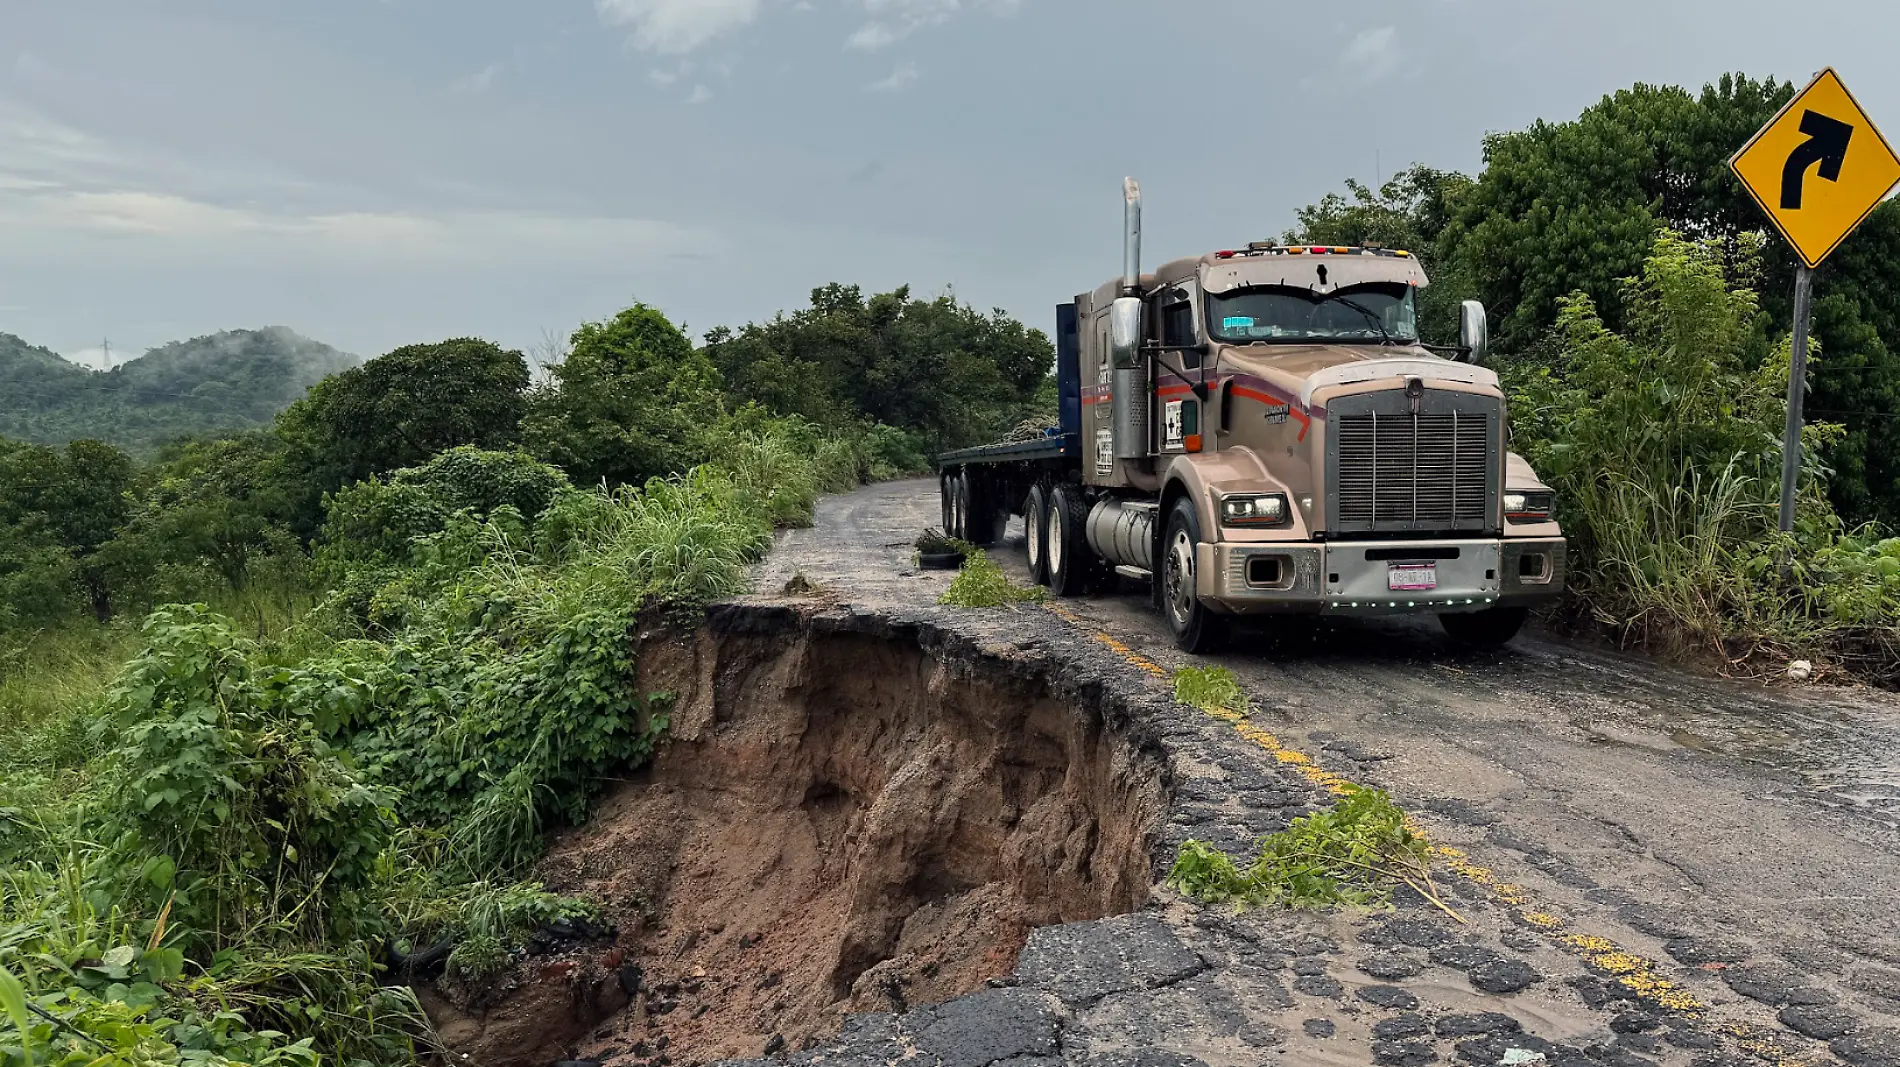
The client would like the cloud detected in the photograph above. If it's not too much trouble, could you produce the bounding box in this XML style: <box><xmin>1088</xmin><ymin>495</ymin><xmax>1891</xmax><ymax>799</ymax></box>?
<box><xmin>1340</xmin><ymin>25</ymin><xmax>1399</xmax><ymax>80</ymax></box>
<box><xmin>865</xmin><ymin>61</ymin><xmax>920</xmax><ymax>93</ymax></box>
<box><xmin>596</xmin><ymin>0</ymin><xmax>763</xmax><ymax>54</ymax></box>
<box><xmin>688</xmin><ymin>84</ymin><xmax>713</xmax><ymax>105</ymax></box>
<box><xmin>451</xmin><ymin>63</ymin><xmax>503</xmax><ymax>94</ymax></box>
<box><xmin>846</xmin><ymin>0</ymin><xmax>1021</xmax><ymax>51</ymax></box>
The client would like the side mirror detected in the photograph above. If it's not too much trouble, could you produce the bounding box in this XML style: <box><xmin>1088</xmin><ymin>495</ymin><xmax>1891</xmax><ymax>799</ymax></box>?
<box><xmin>1109</xmin><ymin>297</ymin><xmax>1143</xmax><ymax>369</ymax></box>
<box><xmin>1459</xmin><ymin>300</ymin><xmax>1490</xmax><ymax>365</ymax></box>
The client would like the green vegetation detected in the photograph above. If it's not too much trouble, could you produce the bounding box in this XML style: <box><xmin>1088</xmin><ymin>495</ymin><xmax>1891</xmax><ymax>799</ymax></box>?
<box><xmin>1172</xmin><ymin>665</ymin><xmax>1251</xmax><ymax>718</ymax></box>
<box><xmin>1293</xmin><ymin>71</ymin><xmax>1900</xmax><ymax>674</ymax></box>
<box><xmin>0</xmin><ymin>290</ymin><xmax>1052</xmax><ymax>1064</ymax></box>
<box><xmin>0</xmin><ymin>328</ymin><xmax>357</xmax><ymax>456</ymax></box>
<box><xmin>938</xmin><ymin>549</ymin><xmax>1047</xmax><ymax>607</ymax></box>
<box><xmin>1168</xmin><ymin>786</ymin><xmax>1437</xmax><ymax>912</ymax></box>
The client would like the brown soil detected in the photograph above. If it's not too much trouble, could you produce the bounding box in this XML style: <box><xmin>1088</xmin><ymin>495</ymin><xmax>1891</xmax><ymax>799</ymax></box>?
<box><xmin>423</xmin><ymin>612</ymin><xmax>1169</xmax><ymax>1067</ymax></box>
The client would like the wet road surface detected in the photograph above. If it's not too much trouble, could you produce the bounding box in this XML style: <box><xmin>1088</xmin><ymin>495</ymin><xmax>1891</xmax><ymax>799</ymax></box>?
<box><xmin>757</xmin><ymin>477</ymin><xmax>1900</xmax><ymax>1064</ymax></box>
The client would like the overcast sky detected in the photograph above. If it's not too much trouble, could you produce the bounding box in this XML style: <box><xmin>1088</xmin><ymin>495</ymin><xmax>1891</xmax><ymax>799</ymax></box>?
<box><xmin>3</xmin><ymin>0</ymin><xmax>1896</xmax><ymax>367</ymax></box>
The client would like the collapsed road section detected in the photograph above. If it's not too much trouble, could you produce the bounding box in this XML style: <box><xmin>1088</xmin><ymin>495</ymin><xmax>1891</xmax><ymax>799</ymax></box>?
<box><xmin>417</xmin><ymin>604</ymin><xmax>1175</xmax><ymax>1067</ymax></box>
<box><xmin>415</xmin><ymin>582</ymin><xmax>1900</xmax><ymax>1067</ymax></box>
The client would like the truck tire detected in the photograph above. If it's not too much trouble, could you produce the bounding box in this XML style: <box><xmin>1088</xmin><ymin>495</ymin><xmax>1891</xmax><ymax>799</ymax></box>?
<box><xmin>1047</xmin><ymin>484</ymin><xmax>1096</xmax><ymax>597</ymax></box>
<box><xmin>1162</xmin><ymin>498</ymin><xmax>1228</xmax><ymax>654</ymax></box>
<box><xmin>1023</xmin><ymin>484</ymin><xmax>1051</xmax><ymax>586</ymax></box>
<box><xmin>1439</xmin><ymin>606</ymin><xmax>1528</xmax><ymax>647</ymax></box>
<box><xmin>949</xmin><ymin>473</ymin><xmax>970</xmax><ymax>541</ymax></box>
<box><xmin>940</xmin><ymin>474</ymin><xmax>956</xmax><ymax>536</ymax></box>
<box><xmin>964</xmin><ymin>477</ymin><xmax>1005</xmax><ymax>547</ymax></box>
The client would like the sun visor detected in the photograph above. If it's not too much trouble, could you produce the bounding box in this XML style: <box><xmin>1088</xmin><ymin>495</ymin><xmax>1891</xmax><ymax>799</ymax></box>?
<box><xmin>1203</xmin><ymin>255</ymin><xmax>1431</xmax><ymax>295</ymax></box>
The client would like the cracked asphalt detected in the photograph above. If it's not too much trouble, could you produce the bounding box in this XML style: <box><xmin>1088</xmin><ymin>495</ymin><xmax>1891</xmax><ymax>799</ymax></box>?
<box><xmin>740</xmin><ymin>477</ymin><xmax>1900</xmax><ymax>1067</ymax></box>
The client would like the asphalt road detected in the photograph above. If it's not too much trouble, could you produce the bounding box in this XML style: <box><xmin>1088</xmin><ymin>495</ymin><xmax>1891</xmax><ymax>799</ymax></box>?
<box><xmin>755</xmin><ymin>476</ymin><xmax>1900</xmax><ymax>1066</ymax></box>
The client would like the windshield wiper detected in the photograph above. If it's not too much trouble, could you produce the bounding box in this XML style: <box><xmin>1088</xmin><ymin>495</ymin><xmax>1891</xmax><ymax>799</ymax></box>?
<box><xmin>1327</xmin><ymin>295</ymin><xmax>1401</xmax><ymax>346</ymax></box>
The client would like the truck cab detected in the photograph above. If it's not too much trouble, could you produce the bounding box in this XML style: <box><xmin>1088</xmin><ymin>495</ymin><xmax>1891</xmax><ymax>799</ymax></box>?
<box><xmin>934</xmin><ymin>179</ymin><xmax>1566</xmax><ymax>653</ymax></box>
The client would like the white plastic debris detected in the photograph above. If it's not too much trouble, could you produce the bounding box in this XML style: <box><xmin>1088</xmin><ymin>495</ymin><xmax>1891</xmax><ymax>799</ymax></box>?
<box><xmin>1787</xmin><ymin>659</ymin><xmax>1814</xmax><ymax>682</ymax></box>
<box><xmin>1500</xmin><ymin>1051</ymin><xmax>1547</xmax><ymax>1067</ymax></box>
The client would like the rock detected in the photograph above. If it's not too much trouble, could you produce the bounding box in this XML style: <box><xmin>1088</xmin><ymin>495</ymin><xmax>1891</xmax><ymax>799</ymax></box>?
<box><xmin>1469</xmin><ymin>958</ymin><xmax>1539</xmax><ymax>995</ymax></box>
<box><xmin>1357</xmin><ymin>985</ymin><xmax>1421</xmax><ymax>1010</ymax></box>
<box><xmin>1386</xmin><ymin>919</ymin><xmax>1453</xmax><ymax>948</ymax></box>
<box><xmin>1290</xmin><ymin>958</ymin><xmax>1330</xmax><ymax>976</ymax></box>
<box><xmin>1372</xmin><ymin>1014</ymin><xmax>1430</xmax><ymax>1040</ymax></box>
<box><xmin>1372</xmin><ymin>1041</ymin><xmax>1439</xmax><ymax>1067</ymax></box>
<box><xmin>1777</xmin><ymin>1003</ymin><xmax>1859</xmax><ymax>1040</ymax></box>
<box><xmin>911</xmin><ymin>987</ymin><xmax>1063</xmax><ymax>1067</ymax></box>
<box><xmin>1302</xmin><ymin>1019</ymin><xmax>1336</xmax><ymax>1039</ymax></box>
<box><xmin>1359</xmin><ymin>953</ymin><xmax>1426</xmax><ymax>980</ymax></box>
<box><xmin>618</xmin><ymin>963</ymin><xmax>644</xmax><ymax>997</ymax></box>
<box><xmin>1237</xmin><ymin>1023</ymin><xmax>1284</xmax><ymax>1048</ymax></box>
<box><xmin>1453</xmin><ymin>1035</ymin><xmax>1557</xmax><ymax>1065</ymax></box>
<box><xmin>1719</xmin><ymin>963</ymin><xmax>1806</xmax><ymax>1006</ymax></box>
<box><xmin>1832</xmin><ymin>1028</ymin><xmax>1900</xmax><ymax>1067</ymax></box>
<box><xmin>1788</xmin><ymin>660</ymin><xmax>1813</xmax><ymax>682</ymax></box>
<box><xmin>1434</xmin><ymin>1012</ymin><xmax>1523</xmax><ymax>1037</ymax></box>
<box><xmin>763</xmin><ymin>1035</ymin><xmax>786</xmax><ymax>1056</ymax></box>
<box><xmin>1609</xmin><ymin>1011</ymin><xmax>1661</xmax><ymax>1034</ymax></box>
<box><xmin>1292</xmin><ymin>974</ymin><xmax>1344</xmax><ymax>998</ymax></box>
<box><xmin>1662</xmin><ymin>936</ymin><xmax>1748</xmax><ymax>965</ymax></box>
<box><xmin>1569</xmin><ymin>975</ymin><xmax>1631</xmax><ymax>1009</ymax></box>
<box><xmin>1428</xmin><ymin>944</ymin><xmax>1499</xmax><ymax>971</ymax></box>
<box><xmin>1661</xmin><ymin>1023</ymin><xmax>1718</xmax><ymax>1050</ymax></box>
<box><xmin>1015</xmin><ymin>916</ymin><xmax>1204</xmax><ymax>1007</ymax></box>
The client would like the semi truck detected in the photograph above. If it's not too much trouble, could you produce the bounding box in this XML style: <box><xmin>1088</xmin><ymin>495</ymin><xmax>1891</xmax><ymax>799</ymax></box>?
<box><xmin>934</xmin><ymin>179</ymin><xmax>1567</xmax><ymax>653</ymax></box>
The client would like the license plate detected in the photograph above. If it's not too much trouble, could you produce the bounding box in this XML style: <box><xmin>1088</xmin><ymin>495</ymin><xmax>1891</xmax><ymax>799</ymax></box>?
<box><xmin>1388</xmin><ymin>564</ymin><xmax>1438</xmax><ymax>592</ymax></box>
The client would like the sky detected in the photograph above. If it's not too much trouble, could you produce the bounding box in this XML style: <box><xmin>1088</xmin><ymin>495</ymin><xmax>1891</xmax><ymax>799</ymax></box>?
<box><xmin>3</xmin><ymin>0</ymin><xmax>1897</xmax><ymax>367</ymax></box>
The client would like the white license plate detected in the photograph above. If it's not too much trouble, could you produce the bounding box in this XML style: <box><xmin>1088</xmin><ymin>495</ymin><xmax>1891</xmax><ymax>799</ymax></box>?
<box><xmin>1388</xmin><ymin>564</ymin><xmax>1438</xmax><ymax>592</ymax></box>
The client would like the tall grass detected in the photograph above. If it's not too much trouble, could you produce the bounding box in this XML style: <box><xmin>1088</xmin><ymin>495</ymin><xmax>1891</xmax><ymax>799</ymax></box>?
<box><xmin>1510</xmin><ymin>231</ymin><xmax>1900</xmax><ymax>679</ymax></box>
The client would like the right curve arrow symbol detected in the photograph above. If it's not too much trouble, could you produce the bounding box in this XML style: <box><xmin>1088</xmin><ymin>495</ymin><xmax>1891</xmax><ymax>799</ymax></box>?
<box><xmin>1781</xmin><ymin>109</ymin><xmax>1854</xmax><ymax>211</ymax></box>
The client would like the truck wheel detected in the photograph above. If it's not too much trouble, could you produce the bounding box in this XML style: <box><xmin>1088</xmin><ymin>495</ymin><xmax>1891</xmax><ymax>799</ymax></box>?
<box><xmin>1047</xmin><ymin>484</ymin><xmax>1096</xmax><ymax>597</ymax></box>
<box><xmin>950</xmin><ymin>474</ymin><xmax>970</xmax><ymax>541</ymax></box>
<box><xmin>965</xmin><ymin>478</ymin><xmax>1004</xmax><ymax>547</ymax></box>
<box><xmin>1162</xmin><ymin>499</ymin><xmax>1228</xmax><ymax>654</ymax></box>
<box><xmin>1439</xmin><ymin>606</ymin><xmax>1528</xmax><ymax>647</ymax></box>
<box><xmin>940</xmin><ymin>474</ymin><xmax>956</xmax><ymax>535</ymax></box>
<box><xmin>1024</xmin><ymin>484</ymin><xmax>1051</xmax><ymax>586</ymax></box>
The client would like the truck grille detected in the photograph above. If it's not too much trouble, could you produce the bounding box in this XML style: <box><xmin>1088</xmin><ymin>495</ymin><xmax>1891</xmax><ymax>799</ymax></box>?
<box><xmin>1330</xmin><ymin>400</ymin><xmax>1498</xmax><ymax>535</ymax></box>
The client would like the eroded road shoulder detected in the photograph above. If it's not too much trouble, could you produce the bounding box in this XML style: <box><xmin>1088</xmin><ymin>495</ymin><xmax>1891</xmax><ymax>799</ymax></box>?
<box><xmin>739</xmin><ymin>478</ymin><xmax>1900</xmax><ymax>1067</ymax></box>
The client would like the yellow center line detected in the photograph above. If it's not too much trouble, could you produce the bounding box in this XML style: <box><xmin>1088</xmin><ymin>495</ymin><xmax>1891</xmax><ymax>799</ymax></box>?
<box><xmin>1040</xmin><ymin>602</ymin><xmax>1724</xmax><ymax>1022</ymax></box>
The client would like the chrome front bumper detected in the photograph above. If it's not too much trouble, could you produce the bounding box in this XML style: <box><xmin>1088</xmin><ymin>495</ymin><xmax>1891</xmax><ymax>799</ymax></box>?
<box><xmin>1196</xmin><ymin>538</ymin><xmax>1566</xmax><ymax>616</ymax></box>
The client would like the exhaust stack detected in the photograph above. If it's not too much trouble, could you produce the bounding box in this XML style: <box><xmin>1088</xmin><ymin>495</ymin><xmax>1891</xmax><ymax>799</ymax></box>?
<box><xmin>1122</xmin><ymin>177</ymin><xmax>1143</xmax><ymax>294</ymax></box>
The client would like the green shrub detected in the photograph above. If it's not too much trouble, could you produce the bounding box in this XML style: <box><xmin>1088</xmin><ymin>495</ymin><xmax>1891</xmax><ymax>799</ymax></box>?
<box><xmin>1173</xmin><ymin>665</ymin><xmax>1250</xmax><ymax>717</ymax></box>
<box><xmin>1168</xmin><ymin>785</ymin><xmax>1435</xmax><ymax>910</ymax></box>
<box><xmin>938</xmin><ymin>550</ymin><xmax>1046</xmax><ymax>607</ymax></box>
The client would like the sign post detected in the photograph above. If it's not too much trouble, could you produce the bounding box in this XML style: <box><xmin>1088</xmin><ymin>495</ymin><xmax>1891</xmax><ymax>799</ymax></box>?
<box><xmin>1730</xmin><ymin>67</ymin><xmax>1900</xmax><ymax>535</ymax></box>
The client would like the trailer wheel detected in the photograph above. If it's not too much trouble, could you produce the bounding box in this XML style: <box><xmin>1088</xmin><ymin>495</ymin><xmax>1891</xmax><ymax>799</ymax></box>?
<box><xmin>964</xmin><ymin>477</ymin><xmax>1005</xmax><ymax>547</ymax></box>
<box><xmin>1439</xmin><ymin>606</ymin><xmax>1528</xmax><ymax>648</ymax></box>
<box><xmin>1047</xmin><ymin>484</ymin><xmax>1096</xmax><ymax>598</ymax></box>
<box><xmin>1162</xmin><ymin>499</ymin><xmax>1228</xmax><ymax>654</ymax></box>
<box><xmin>940</xmin><ymin>473</ymin><xmax>956</xmax><ymax>535</ymax></box>
<box><xmin>943</xmin><ymin>472</ymin><xmax>970</xmax><ymax>541</ymax></box>
<box><xmin>1023</xmin><ymin>484</ymin><xmax>1050</xmax><ymax>586</ymax></box>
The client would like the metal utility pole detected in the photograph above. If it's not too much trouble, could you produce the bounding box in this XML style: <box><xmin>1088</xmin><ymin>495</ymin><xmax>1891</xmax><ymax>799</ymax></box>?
<box><xmin>1777</xmin><ymin>265</ymin><xmax>1814</xmax><ymax>535</ymax></box>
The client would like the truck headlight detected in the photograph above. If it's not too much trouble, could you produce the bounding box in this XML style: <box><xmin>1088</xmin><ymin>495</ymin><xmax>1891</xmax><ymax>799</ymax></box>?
<box><xmin>1220</xmin><ymin>493</ymin><xmax>1289</xmax><ymax>527</ymax></box>
<box><xmin>1505</xmin><ymin>490</ymin><xmax>1554</xmax><ymax>522</ymax></box>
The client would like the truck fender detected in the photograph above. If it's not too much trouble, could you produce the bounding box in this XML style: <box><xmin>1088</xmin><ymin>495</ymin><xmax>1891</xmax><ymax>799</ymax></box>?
<box><xmin>1158</xmin><ymin>450</ymin><xmax>1306</xmax><ymax>545</ymax></box>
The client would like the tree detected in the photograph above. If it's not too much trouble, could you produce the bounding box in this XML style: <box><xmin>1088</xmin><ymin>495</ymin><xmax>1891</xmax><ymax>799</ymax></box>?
<box><xmin>705</xmin><ymin>284</ymin><xmax>1053</xmax><ymax>453</ymax></box>
<box><xmin>0</xmin><ymin>438</ymin><xmax>139</xmax><ymax>620</ymax></box>
<box><xmin>277</xmin><ymin>338</ymin><xmax>530</xmax><ymax>533</ymax></box>
<box><xmin>1286</xmin><ymin>165</ymin><xmax>1476</xmax><ymax>343</ymax></box>
<box><xmin>522</xmin><ymin>304</ymin><xmax>724</xmax><ymax>488</ymax></box>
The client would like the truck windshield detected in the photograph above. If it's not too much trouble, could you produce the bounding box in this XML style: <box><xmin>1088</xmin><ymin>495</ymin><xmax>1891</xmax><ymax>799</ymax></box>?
<box><xmin>1208</xmin><ymin>283</ymin><xmax>1418</xmax><ymax>344</ymax></box>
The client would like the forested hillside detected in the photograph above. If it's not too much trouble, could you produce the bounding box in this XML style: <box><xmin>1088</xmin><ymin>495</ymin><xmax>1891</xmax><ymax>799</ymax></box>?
<box><xmin>0</xmin><ymin>327</ymin><xmax>358</xmax><ymax>453</ymax></box>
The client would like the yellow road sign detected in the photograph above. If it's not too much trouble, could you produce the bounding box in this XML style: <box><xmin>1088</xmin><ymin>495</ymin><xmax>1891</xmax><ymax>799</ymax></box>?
<box><xmin>1731</xmin><ymin>67</ymin><xmax>1900</xmax><ymax>269</ymax></box>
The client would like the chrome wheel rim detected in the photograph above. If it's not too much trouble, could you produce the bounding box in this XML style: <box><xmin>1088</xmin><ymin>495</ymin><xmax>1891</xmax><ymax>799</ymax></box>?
<box><xmin>1164</xmin><ymin>528</ymin><xmax>1195</xmax><ymax>628</ymax></box>
<box><xmin>1026</xmin><ymin>497</ymin><xmax>1042</xmax><ymax>571</ymax></box>
<box><xmin>1048</xmin><ymin>502</ymin><xmax>1065</xmax><ymax>577</ymax></box>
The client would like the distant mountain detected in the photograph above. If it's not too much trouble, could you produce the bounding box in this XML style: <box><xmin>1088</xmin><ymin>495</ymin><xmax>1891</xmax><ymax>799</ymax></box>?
<box><xmin>0</xmin><ymin>327</ymin><xmax>359</xmax><ymax>453</ymax></box>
